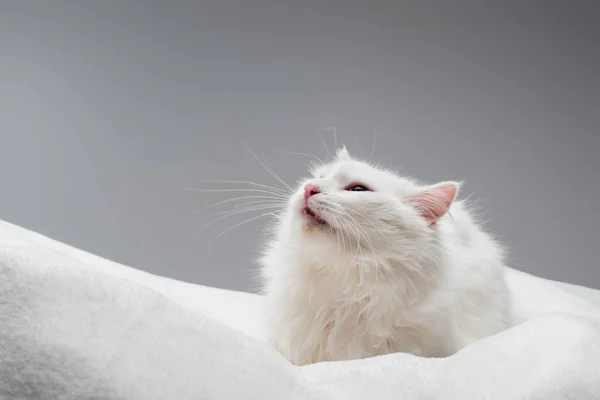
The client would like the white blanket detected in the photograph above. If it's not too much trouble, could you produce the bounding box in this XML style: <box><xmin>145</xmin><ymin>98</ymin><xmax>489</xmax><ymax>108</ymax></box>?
<box><xmin>1</xmin><ymin>220</ymin><xmax>599</xmax><ymax>400</ymax></box>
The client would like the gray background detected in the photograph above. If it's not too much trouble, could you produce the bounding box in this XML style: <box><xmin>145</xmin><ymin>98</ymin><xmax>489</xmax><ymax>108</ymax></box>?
<box><xmin>1</xmin><ymin>1</ymin><xmax>598</xmax><ymax>291</ymax></box>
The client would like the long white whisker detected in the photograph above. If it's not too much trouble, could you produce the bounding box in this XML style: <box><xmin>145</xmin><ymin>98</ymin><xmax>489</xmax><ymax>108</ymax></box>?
<box><xmin>201</xmin><ymin>204</ymin><xmax>282</xmax><ymax>229</ymax></box>
<box><xmin>243</xmin><ymin>144</ymin><xmax>293</xmax><ymax>192</ymax></box>
<box><xmin>201</xmin><ymin>179</ymin><xmax>291</xmax><ymax>195</ymax></box>
<box><xmin>328</xmin><ymin>209</ymin><xmax>348</xmax><ymax>257</ymax></box>
<box><xmin>195</xmin><ymin>195</ymin><xmax>284</xmax><ymax>213</ymax></box>
<box><xmin>259</xmin><ymin>214</ymin><xmax>279</xmax><ymax>241</ymax></box>
<box><xmin>330</xmin><ymin>214</ymin><xmax>359</xmax><ymax>296</ymax></box>
<box><xmin>342</xmin><ymin>212</ymin><xmax>366</xmax><ymax>288</ymax></box>
<box><xmin>230</xmin><ymin>199</ymin><xmax>283</xmax><ymax>210</ymax></box>
<box><xmin>347</xmin><ymin>215</ymin><xmax>368</xmax><ymax>266</ymax></box>
<box><xmin>345</xmin><ymin>213</ymin><xmax>378</xmax><ymax>285</ymax></box>
<box><xmin>214</xmin><ymin>212</ymin><xmax>278</xmax><ymax>240</ymax></box>
<box><xmin>370</xmin><ymin>127</ymin><xmax>377</xmax><ymax>160</ymax></box>
<box><xmin>345</xmin><ymin>130</ymin><xmax>364</xmax><ymax>159</ymax></box>
<box><xmin>323</xmin><ymin>205</ymin><xmax>353</xmax><ymax>256</ymax></box>
<box><xmin>344</xmin><ymin>209</ymin><xmax>378</xmax><ymax>262</ymax></box>
<box><xmin>316</xmin><ymin>127</ymin><xmax>332</xmax><ymax>160</ymax></box>
<box><xmin>327</xmin><ymin>213</ymin><xmax>344</xmax><ymax>269</ymax></box>
<box><xmin>344</xmin><ymin>205</ymin><xmax>395</xmax><ymax>247</ymax></box>
<box><xmin>331</xmin><ymin>126</ymin><xmax>338</xmax><ymax>152</ymax></box>
<box><xmin>212</xmin><ymin>203</ymin><xmax>283</xmax><ymax>217</ymax></box>
<box><xmin>332</xmin><ymin>207</ymin><xmax>364</xmax><ymax>268</ymax></box>
<box><xmin>184</xmin><ymin>188</ymin><xmax>288</xmax><ymax>198</ymax></box>
<box><xmin>330</xmin><ymin>205</ymin><xmax>378</xmax><ymax>275</ymax></box>
<box><xmin>274</xmin><ymin>150</ymin><xmax>323</xmax><ymax>164</ymax></box>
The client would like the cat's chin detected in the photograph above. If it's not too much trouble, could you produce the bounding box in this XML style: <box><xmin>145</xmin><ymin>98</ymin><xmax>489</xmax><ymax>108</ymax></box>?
<box><xmin>303</xmin><ymin>207</ymin><xmax>327</xmax><ymax>225</ymax></box>
<box><xmin>298</xmin><ymin>207</ymin><xmax>333</xmax><ymax>234</ymax></box>
<box><xmin>299</xmin><ymin>221</ymin><xmax>333</xmax><ymax>235</ymax></box>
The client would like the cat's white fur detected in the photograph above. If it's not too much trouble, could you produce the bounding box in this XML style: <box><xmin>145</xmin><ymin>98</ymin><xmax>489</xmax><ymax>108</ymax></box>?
<box><xmin>260</xmin><ymin>147</ymin><xmax>511</xmax><ymax>366</ymax></box>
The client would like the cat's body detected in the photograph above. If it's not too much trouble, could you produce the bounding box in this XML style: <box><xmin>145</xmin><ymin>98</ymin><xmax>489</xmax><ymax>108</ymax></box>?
<box><xmin>260</xmin><ymin>148</ymin><xmax>511</xmax><ymax>366</ymax></box>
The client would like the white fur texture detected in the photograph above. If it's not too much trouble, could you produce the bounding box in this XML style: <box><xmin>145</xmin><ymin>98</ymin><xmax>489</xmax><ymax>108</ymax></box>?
<box><xmin>260</xmin><ymin>148</ymin><xmax>512</xmax><ymax>366</ymax></box>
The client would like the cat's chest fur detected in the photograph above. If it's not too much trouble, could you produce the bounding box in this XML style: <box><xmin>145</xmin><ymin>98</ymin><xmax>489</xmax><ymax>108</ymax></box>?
<box><xmin>264</xmin><ymin>217</ymin><xmax>511</xmax><ymax>366</ymax></box>
<box><xmin>266</xmin><ymin>254</ymin><xmax>460</xmax><ymax>365</ymax></box>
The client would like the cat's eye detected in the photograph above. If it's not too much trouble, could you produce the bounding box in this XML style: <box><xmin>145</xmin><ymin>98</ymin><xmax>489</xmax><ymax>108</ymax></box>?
<box><xmin>347</xmin><ymin>184</ymin><xmax>370</xmax><ymax>192</ymax></box>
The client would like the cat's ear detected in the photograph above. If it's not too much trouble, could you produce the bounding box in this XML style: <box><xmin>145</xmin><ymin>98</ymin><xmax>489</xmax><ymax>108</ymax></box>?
<box><xmin>335</xmin><ymin>146</ymin><xmax>351</xmax><ymax>161</ymax></box>
<box><xmin>409</xmin><ymin>181</ymin><xmax>461</xmax><ymax>226</ymax></box>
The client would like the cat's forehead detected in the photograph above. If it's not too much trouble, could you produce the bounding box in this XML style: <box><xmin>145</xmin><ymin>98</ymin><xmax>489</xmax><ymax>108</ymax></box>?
<box><xmin>312</xmin><ymin>159</ymin><xmax>403</xmax><ymax>188</ymax></box>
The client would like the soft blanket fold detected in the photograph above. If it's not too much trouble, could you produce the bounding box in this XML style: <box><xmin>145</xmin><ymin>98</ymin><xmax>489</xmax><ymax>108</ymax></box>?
<box><xmin>0</xmin><ymin>220</ymin><xmax>599</xmax><ymax>399</ymax></box>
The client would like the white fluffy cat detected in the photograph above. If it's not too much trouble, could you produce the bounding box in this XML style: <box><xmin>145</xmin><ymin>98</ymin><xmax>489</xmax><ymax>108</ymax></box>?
<box><xmin>260</xmin><ymin>147</ymin><xmax>512</xmax><ymax>366</ymax></box>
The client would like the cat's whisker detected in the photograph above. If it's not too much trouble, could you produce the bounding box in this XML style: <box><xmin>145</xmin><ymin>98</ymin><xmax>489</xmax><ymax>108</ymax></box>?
<box><xmin>195</xmin><ymin>195</ymin><xmax>285</xmax><ymax>214</ymax></box>
<box><xmin>345</xmin><ymin>214</ymin><xmax>378</xmax><ymax>284</ymax></box>
<box><xmin>243</xmin><ymin>144</ymin><xmax>294</xmax><ymax>192</ymax></box>
<box><xmin>201</xmin><ymin>204</ymin><xmax>283</xmax><ymax>230</ymax></box>
<box><xmin>274</xmin><ymin>150</ymin><xmax>323</xmax><ymax>165</ymax></box>
<box><xmin>201</xmin><ymin>179</ymin><xmax>292</xmax><ymax>196</ymax></box>
<box><xmin>348</xmin><ymin>220</ymin><xmax>364</xmax><ymax>268</ymax></box>
<box><xmin>331</xmin><ymin>126</ymin><xmax>338</xmax><ymax>153</ymax></box>
<box><xmin>333</xmin><ymin>206</ymin><xmax>379</xmax><ymax>272</ymax></box>
<box><xmin>327</xmin><ymin>212</ymin><xmax>344</xmax><ymax>270</ymax></box>
<box><xmin>336</xmin><ymin>213</ymin><xmax>351</xmax><ymax>267</ymax></box>
<box><xmin>230</xmin><ymin>199</ymin><xmax>284</xmax><ymax>211</ymax></box>
<box><xmin>344</xmin><ymin>205</ymin><xmax>395</xmax><ymax>247</ymax></box>
<box><xmin>369</xmin><ymin>127</ymin><xmax>377</xmax><ymax>160</ymax></box>
<box><xmin>316</xmin><ymin>127</ymin><xmax>332</xmax><ymax>160</ymax></box>
<box><xmin>332</xmin><ymin>208</ymin><xmax>364</xmax><ymax>267</ymax></box>
<box><xmin>340</xmin><ymin>212</ymin><xmax>356</xmax><ymax>263</ymax></box>
<box><xmin>347</xmin><ymin>217</ymin><xmax>371</xmax><ymax>267</ymax></box>
<box><xmin>185</xmin><ymin>187</ymin><xmax>288</xmax><ymax>197</ymax></box>
<box><xmin>326</xmin><ymin>212</ymin><xmax>340</xmax><ymax>267</ymax></box>
<box><xmin>345</xmin><ymin>130</ymin><xmax>364</xmax><ymax>160</ymax></box>
<box><xmin>212</xmin><ymin>203</ymin><xmax>283</xmax><ymax>217</ymax></box>
<box><xmin>259</xmin><ymin>214</ymin><xmax>279</xmax><ymax>241</ymax></box>
<box><xmin>214</xmin><ymin>211</ymin><xmax>279</xmax><ymax>240</ymax></box>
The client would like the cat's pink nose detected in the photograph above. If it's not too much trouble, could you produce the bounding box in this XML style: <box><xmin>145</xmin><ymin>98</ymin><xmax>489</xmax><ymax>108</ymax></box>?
<box><xmin>304</xmin><ymin>183</ymin><xmax>321</xmax><ymax>206</ymax></box>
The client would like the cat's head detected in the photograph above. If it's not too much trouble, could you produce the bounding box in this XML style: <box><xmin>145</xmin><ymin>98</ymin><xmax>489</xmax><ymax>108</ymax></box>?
<box><xmin>281</xmin><ymin>147</ymin><xmax>460</xmax><ymax>265</ymax></box>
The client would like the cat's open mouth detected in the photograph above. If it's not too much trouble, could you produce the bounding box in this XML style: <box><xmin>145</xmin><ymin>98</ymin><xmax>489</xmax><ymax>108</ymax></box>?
<box><xmin>303</xmin><ymin>207</ymin><xmax>327</xmax><ymax>225</ymax></box>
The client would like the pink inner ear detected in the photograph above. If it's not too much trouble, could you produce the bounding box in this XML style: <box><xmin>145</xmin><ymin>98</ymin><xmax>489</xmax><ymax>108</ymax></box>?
<box><xmin>410</xmin><ymin>182</ymin><xmax>458</xmax><ymax>226</ymax></box>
